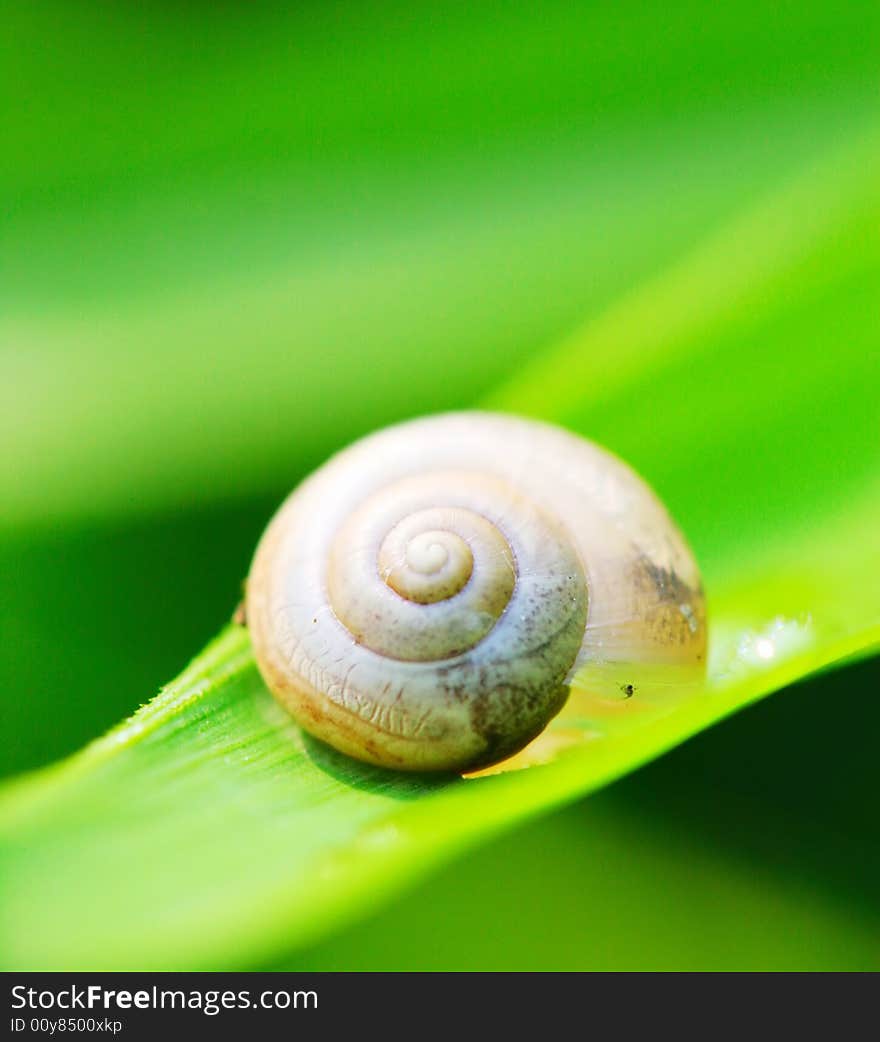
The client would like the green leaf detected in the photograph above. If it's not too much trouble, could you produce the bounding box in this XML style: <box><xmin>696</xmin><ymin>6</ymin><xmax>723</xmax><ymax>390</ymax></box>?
<box><xmin>283</xmin><ymin>654</ymin><xmax>880</xmax><ymax>971</ymax></box>
<box><xmin>2</xmin><ymin>126</ymin><xmax>878</xmax><ymax>969</ymax></box>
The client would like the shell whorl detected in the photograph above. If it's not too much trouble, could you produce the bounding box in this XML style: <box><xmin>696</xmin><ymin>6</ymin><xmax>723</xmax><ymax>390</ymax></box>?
<box><xmin>246</xmin><ymin>412</ymin><xmax>706</xmax><ymax>772</ymax></box>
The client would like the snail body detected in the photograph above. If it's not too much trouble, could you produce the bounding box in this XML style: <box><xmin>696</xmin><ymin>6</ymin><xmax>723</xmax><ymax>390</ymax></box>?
<box><xmin>246</xmin><ymin>412</ymin><xmax>706</xmax><ymax>772</ymax></box>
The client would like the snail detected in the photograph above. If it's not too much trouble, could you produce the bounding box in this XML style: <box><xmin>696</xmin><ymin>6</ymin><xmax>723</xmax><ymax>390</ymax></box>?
<box><xmin>246</xmin><ymin>412</ymin><xmax>706</xmax><ymax>773</ymax></box>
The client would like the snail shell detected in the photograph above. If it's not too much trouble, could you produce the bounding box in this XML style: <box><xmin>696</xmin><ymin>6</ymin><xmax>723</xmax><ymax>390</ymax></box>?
<box><xmin>246</xmin><ymin>412</ymin><xmax>706</xmax><ymax>772</ymax></box>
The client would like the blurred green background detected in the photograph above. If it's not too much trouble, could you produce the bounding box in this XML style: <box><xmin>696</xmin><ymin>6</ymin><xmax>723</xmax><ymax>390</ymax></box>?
<box><xmin>3</xmin><ymin>1</ymin><xmax>878</xmax><ymax>969</ymax></box>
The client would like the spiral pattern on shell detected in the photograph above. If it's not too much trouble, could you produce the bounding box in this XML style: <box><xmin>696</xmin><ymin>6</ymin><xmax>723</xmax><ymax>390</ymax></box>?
<box><xmin>247</xmin><ymin>412</ymin><xmax>706</xmax><ymax>772</ymax></box>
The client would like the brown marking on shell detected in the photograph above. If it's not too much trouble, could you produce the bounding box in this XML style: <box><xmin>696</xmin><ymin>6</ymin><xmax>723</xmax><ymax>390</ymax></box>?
<box><xmin>628</xmin><ymin>551</ymin><xmax>707</xmax><ymax>653</ymax></box>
